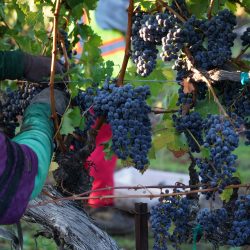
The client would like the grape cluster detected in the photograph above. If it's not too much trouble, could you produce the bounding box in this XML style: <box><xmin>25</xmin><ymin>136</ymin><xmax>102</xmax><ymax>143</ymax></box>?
<box><xmin>170</xmin><ymin>0</ymin><xmax>190</xmax><ymax>20</ymax></box>
<box><xmin>195</xmin><ymin>9</ymin><xmax>236</xmax><ymax>69</ymax></box>
<box><xmin>93</xmin><ymin>83</ymin><xmax>152</xmax><ymax>171</ymax></box>
<box><xmin>228</xmin><ymin>195</ymin><xmax>250</xmax><ymax>246</ymax></box>
<box><xmin>150</xmin><ymin>196</ymin><xmax>192</xmax><ymax>250</ymax></box>
<box><xmin>172</xmin><ymin>56</ymin><xmax>189</xmax><ymax>81</ymax></box>
<box><xmin>176</xmin><ymin>86</ymin><xmax>193</xmax><ymax>107</ymax></box>
<box><xmin>197</xmin><ymin>114</ymin><xmax>239</xmax><ymax>196</ymax></box>
<box><xmin>72</xmin><ymin>87</ymin><xmax>97</xmax><ymax>150</ymax></box>
<box><xmin>1</xmin><ymin>83</ymin><xmax>43</xmax><ymax>137</ymax></box>
<box><xmin>240</xmin><ymin>27</ymin><xmax>250</xmax><ymax>46</ymax></box>
<box><xmin>132</xmin><ymin>8</ymin><xmax>237</xmax><ymax>80</ymax></box>
<box><xmin>139</xmin><ymin>13</ymin><xmax>174</xmax><ymax>44</ymax></box>
<box><xmin>131</xmin><ymin>11</ymin><xmax>158</xmax><ymax>77</ymax></box>
<box><xmin>173</xmin><ymin>112</ymin><xmax>203</xmax><ymax>152</ymax></box>
<box><xmin>197</xmin><ymin>208</ymin><xmax>228</xmax><ymax>236</ymax></box>
<box><xmin>160</xmin><ymin>26</ymin><xmax>182</xmax><ymax>62</ymax></box>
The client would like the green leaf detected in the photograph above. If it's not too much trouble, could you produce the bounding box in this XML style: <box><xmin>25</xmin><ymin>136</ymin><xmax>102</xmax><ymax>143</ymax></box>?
<box><xmin>153</xmin><ymin>130</ymin><xmax>170</xmax><ymax>151</ymax></box>
<box><xmin>71</xmin><ymin>3</ymin><xmax>85</xmax><ymax>20</ymax></box>
<box><xmin>153</xmin><ymin>116</ymin><xmax>188</xmax><ymax>155</ymax></box>
<box><xmin>194</xmin><ymin>96</ymin><xmax>220</xmax><ymax>118</ymax></box>
<box><xmin>186</xmin><ymin>0</ymin><xmax>209</xmax><ymax>18</ymax></box>
<box><xmin>66</xmin><ymin>0</ymin><xmax>83</xmax><ymax>8</ymax></box>
<box><xmin>60</xmin><ymin>107</ymin><xmax>84</xmax><ymax>135</ymax></box>
<box><xmin>201</xmin><ymin>147</ymin><xmax>210</xmax><ymax>159</ymax></box>
<box><xmin>134</xmin><ymin>0</ymin><xmax>156</xmax><ymax>11</ymax></box>
<box><xmin>241</xmin><ymin>0</ymin><xmax>250</xmax><ymax>13</ymax></box>
<box><xmin>225</xmin><ymin>1</ymin><xmax>237</xmax><ymax>13</ymax></box>
<box><xmin>220</xmin><ymin>188</ymin><xmax>233</xmax><ymax>202</ymax></box>
<box><xmin>233</xmin><ymin>170</ymin><xmax>242</xmax><ymax>182</ymax></box>
<box><xmin>102</xmin><ymin>139</ymin><xmax>114</xmax><ymax>160</ymax></box>
<box><xmin>148</xmin><ymin>145</ymin><xmax>156</xmax><ymax>159</ymax></box>
<box><xmin>83</xmin><ymin>0</ymin><xmax>98</xmax><ymax>10</ymax></box>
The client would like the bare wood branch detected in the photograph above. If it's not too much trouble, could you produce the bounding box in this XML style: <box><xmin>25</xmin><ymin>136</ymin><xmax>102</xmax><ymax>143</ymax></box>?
<box><xmin>192</xmin><ymin>69</ymin><xmax>242</xmax><ymax>83</ymax></box>
<box><xmin>117</xmin><ymin>0</ymin><xmax>134</xmax><ymax>86</ymax></box>
<box><xmin>50</xmin><ymin>0</ymin><xmax>66</xmax><ymax>152</ymax></box>
<box><xmin>25</xmin><ymin>186</ymin><xmax>119</xmax><ymax>250</ymax></box>
<box><xmin>183</xmin><ymin>49</ymin><xmax>228</xmax><ymax>117</ymax></box>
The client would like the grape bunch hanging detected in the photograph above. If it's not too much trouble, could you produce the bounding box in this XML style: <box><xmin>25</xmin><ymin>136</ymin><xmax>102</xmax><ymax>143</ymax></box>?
<box><xmin>129</xmin><ymin>0</ymin><xmax>250</xmax><ymax>249</ymax></box>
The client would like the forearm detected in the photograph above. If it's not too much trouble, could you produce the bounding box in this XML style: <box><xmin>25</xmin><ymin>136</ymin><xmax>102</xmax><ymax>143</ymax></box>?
<box><xmin>0</xmin><ymin>50</ymin><xmax>25</xmax><ymax>80</ymax></box>
<box><xmin>12</xmin><ymin>103</ymin><xmax>54</xmax><ymax>198</ymax></box>
<box><xmin>0</xmin><ymin>132</ymin><xmax>38</xmax><ymax>224</ymax></box>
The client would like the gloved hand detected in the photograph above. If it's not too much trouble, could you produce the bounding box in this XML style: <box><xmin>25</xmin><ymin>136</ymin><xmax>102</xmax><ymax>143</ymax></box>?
<box><xmin>30</xmin><ymin>88</ymin><xmax>68</xmax><ymax>115</ymax></box>
<box><xmin>23</xmin><ymin>53</ymin><xmax>65</xmax><ymax>83</ymax></box>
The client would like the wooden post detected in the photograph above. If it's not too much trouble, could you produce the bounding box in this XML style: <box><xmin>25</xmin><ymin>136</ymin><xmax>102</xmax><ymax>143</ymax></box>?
<box><xmin>135</xmin><ymin>202</ymin><xmax>148</xmax><ymax>250</ymax></box>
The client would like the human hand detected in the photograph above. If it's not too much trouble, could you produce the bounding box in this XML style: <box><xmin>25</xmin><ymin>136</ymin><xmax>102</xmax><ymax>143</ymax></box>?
<box><xmin>30</xmin><ymin>88</ymin><xmax>68</xmax><ymax>115</ymax></box>
<box><xmin>23</xmin><ymin>53</ymin><xmax>65</xmax><ymax>83</ymax></box>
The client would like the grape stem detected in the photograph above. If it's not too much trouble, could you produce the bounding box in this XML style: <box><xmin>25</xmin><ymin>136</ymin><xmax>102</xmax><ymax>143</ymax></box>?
<box><xmin>152</xmin><ymin>108</ymin><xmax>178</xmax><ymax>114</ymax></box>
<box><xmin>207</xmin><ymin>0</ymin><xmax>215</xmax><ymax>19</ymax></box>
<box><xmin>117</xmin><ymin>0</ymin><xmax>134</xmax><ymax>86</ymax></box>
<box><xmin>29</xmin><ymin>183</ymin><xmax>250</xmax><ymax>208</ymax></box>
<box><xmin>158</xmin><ymin>0</ymin><xmax>186</xmax><ymax>23</ymax></box>
<box><xmin>173</xmin><ymin>0</ymin><xmax>188</xmax><ymax>20</ymax></box>
<box><xmin>58</xmin><ymin>32</ymin><xmax>70</xmax><ymax>71</ymax></box>
<box><xmin>50</xmin><ymin>0</ymin><xmax>66</xmax><ymax>152</ymax></box>
<box><xmin>235</xmin><ymin>44</ymin><xmax>250</xmax><ymax>62</ymax></box>
<box><xmin>184</xmin><ymin>48</ymin><xmax>228</xmax><ymax>117</ymax></box>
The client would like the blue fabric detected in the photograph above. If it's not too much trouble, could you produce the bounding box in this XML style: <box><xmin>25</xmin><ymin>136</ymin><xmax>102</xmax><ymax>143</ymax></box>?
<box><xmin>95</xmin><ymin>0</ymin><xmax>129</xmax><ymax>33</ymax></box>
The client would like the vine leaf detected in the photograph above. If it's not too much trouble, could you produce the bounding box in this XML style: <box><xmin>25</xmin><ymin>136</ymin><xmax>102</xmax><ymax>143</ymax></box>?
<box><xmin>101</xmin><ymin>139</ymin><xmax>115</xmax><ymax>160</ymax></box>
<box><xmin>225</xmin><ymin>1</ymin><xmax>237</xmax><ymax>13</ymax></box>
<box><xmin>220</xmin><ymin>188</ymin><xmax>233</xmax><ymax>202</ymax></box>
<box><xmin>60</xmin><ymin>107</ymin><xmax>85</xmax><ymax>135</ymax></box>
<box><xmin>194</xmin><ymin>96</ymin><xmax>220</xmax><ymax>118</ymax></box>
<box><xmin>153</xmin><ymin>117</ymin><xmax>189</xmax><ymax>156</ymax></box>
<box><xmin>134</xmin><ymin>0</ymin><xmax>156</xmax><ymax>11</ymax></box>
<box><xmin>49</xmin><ymin>161</ymin><xmax>59</xmax><ymax>172</ymax></box>
<box><xmin>239</xmin><ymin>0</ymin><xmax>250</xmax><ymax>13</ymax></box>
<box><xmin>186</xmin><ymin>0</ymin><xmax>209</xmax><ymax>18</ymax></box>
<box><xmin>148</xmin><ymin>145</ymin><xmax>156</xmax><ymax>160</ymax></box>
<box><xmin>233</xmin><ymin>170</ymin><xmax>243</xmax><ymax>182</ymax></box>
<box><xmin>201</xmin><ymin>147</ymin><xmax>210</xmax><ymax>159</ymax></box>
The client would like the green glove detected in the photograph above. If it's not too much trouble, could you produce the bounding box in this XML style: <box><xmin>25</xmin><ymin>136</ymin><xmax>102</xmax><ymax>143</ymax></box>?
<box><xmin>30</xmin><ymin>88</ymin><xmax>68</xmax><ymax>116</ymax></box>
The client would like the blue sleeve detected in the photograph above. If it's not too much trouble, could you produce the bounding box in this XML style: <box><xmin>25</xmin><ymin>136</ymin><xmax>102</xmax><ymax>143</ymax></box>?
<box><xmin>95</xmin><ymin>0</ymin><xmax>129</xmax><ymax>33</ymax></box>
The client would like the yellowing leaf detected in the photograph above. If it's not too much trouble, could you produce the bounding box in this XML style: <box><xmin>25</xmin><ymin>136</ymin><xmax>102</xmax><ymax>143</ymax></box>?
<box><xmin>50</xmin><ymin>161</ymin><xmax>59</xmax><ymax>172</ymax></box>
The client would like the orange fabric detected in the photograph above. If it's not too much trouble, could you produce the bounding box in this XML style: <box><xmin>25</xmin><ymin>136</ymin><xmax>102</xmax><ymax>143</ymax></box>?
<box><xmin>101</xmin><ymin>37</ymin><xmax>124</xmax><ymax>46</ymax></box>
<box><xmin>85</xmin><ymin>123</ymin><xmax>117</xmax><ymax>207</ymax></box>
<box><xmin>101</xmin><ymin>46</ymin><xmax>125</xmax><ymax>57</ymax></box>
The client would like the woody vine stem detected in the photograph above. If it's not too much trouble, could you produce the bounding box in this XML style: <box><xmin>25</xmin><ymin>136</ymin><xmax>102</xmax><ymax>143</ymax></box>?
<box><xmin>50</xmin><ymin>0</ymin><xmax>65</xmax><ymax>152</ymax></box>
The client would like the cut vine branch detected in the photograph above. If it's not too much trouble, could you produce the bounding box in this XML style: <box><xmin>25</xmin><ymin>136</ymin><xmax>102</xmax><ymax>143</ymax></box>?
<box><xmin>191</xmin><ymin>69</ymin><xmax>242</xmax><ymax>83</ymax></box>
<box><xmin>50</xmin><ymin>0</ymin><xmax>66</xmax><ymax>152</ymax></box>
<box><xmin>117</xmin><ymin>0</ymin><xmax>134</xmax><ymax>86</ymax></box>
<box><xmin>185</xmin><ymin>55</ymin><xmax>228</xmax><ymax>117</ymax></box>
<box><xmin>29</xmin><ymin>183</ymin><xmax>250</xmax><ymax>208</ymax></box>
